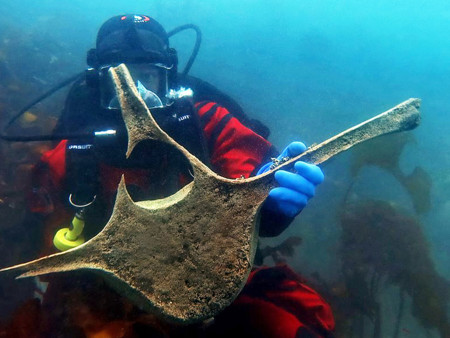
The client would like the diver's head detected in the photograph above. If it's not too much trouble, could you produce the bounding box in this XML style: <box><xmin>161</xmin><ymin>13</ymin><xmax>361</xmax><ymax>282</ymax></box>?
<box><xmin>95</xmin><ymin>14</ymin><xmax>172</xmax><ymax>66</ymax></box>
<box><xmin>87</xmin><ymin>14</ymin><xmax>179</xmax><ymax>109</ymax></box>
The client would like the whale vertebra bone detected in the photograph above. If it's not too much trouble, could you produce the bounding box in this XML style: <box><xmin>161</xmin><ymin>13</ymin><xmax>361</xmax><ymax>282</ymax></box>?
<box><xmin>0</xmin><ymin>64</ymin><xmax>421</xmax><ymax>324</ymax></box>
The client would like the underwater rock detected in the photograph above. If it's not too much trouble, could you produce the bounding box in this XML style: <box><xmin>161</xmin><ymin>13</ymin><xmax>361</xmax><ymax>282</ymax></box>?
<box><xmin>0</xmin><ymin>64</ymin><xmax>421</xmax><ymax>324</ymax></box>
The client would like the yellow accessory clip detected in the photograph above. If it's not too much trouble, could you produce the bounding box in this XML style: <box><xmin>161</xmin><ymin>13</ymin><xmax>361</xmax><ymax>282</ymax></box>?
<box><xmin>53</xmin><ymin>212</ymin><xmax>85</xmax><ymax>251</ymax></box>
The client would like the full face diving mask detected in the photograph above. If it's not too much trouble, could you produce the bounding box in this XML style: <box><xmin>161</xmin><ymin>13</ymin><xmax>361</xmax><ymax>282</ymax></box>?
<box><xmin>100</xmin><ymin>63</ymin><xmax>171</xmax><ymax>110</ymax></box>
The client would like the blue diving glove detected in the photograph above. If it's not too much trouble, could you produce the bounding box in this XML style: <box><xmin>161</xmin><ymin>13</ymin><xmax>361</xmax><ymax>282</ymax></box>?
<box><xmin>258</xmin><ymin>142</ymin><xmax>324</xmax><ymax>219</ymax></box>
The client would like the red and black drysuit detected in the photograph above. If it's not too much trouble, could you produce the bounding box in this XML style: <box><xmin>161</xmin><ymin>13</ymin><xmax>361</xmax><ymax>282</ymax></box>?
<box><xmin>6</xmin><ymin>79</ymin><xmax>335</xmax><ymax>337</ymax></box>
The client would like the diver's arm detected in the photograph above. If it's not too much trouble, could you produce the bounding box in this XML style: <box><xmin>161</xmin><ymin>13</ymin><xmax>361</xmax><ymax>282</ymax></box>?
<box><xmin>194</xmin><ymin>101</ymin><xmax>277</xmax><ymax>178</ymax></box>
<box><xmin>258</xmin><ymin>205</ymin><xmax>295</xmax><ymax>237</ymax></box>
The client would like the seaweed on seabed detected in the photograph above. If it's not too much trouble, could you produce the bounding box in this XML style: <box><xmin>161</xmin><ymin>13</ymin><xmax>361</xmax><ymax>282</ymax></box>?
<box><xmin>350</xmin><ymin>133</ymin><xmax>432</xmax><ymax>214</ymax></box>
<box><xmin>254</xmin><ymin>236</ymin><xmax>302</xmax><ymax>265</ymax></box>
<box><xmin>339</xmin><ymin>200</ymin><xmax>450</xmax><ymax>337</ymax></box>
<box><xmin>331</xmin><ymin>132</ymin><xmax>449</xmax><ymax>337</ymax></box>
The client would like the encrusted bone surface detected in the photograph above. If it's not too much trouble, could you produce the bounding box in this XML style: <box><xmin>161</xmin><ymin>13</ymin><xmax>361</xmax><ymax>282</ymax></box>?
<box><xmin>0</xmin><ymin>64</ymin><xmax>421</xmax><ymax>324</ymax></box>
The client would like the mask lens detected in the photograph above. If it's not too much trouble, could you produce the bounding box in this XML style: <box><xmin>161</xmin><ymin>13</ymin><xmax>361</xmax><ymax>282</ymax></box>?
<box><xmin>99</xmin><ymin>66</ymin><xmax>118</xmax><ymax>110</ymax></box>
<box><xmin>127</xmin><ymin>64</ymin><xmax>165</xmax><ymax>95</ymax></box>
<box><xmin>136</xmin><ymin>80</ymin><xmax>164</xmax><ymax>108</ymax></box>
<box><xmin>100</xmin><ymin>64</ymin><xmax>168</xmax><ymax>110</ymax></box>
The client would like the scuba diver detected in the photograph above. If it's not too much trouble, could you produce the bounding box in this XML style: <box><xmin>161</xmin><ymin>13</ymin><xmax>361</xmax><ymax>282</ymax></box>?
<box><xmin>2</xmin><ymin>14</ymin><xmax>335</xmax><ymax>337</ymax></box>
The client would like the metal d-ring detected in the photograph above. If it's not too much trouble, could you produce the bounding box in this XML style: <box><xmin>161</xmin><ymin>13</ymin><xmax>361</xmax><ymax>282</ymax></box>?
<box><xmin>69</xmin><ymin>194</ymin><xmax>97</xmax><ymax>208</ymax></box>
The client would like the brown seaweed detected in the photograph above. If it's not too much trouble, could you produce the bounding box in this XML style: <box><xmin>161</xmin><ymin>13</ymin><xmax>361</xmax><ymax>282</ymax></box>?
<box><xmin>255</xmin><ymin>236</ymin><xmax>302</xmax><ymax>265</ymax></box>
<box><xmin>340</xmin><ymin>200</ymin><xmax>450</xmax><ymax>337</ymax></box>
<box><xmin>350</xmin><ymin>133</ymin><xmax>432</xmax><ymax>213</ymax></box>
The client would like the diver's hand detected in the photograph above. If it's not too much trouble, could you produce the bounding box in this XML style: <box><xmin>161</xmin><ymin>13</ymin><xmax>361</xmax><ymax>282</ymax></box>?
<box><xmin>258</xmin><ymin>142</ymin><xmax>324</xmax><ymax>218</ymax></box>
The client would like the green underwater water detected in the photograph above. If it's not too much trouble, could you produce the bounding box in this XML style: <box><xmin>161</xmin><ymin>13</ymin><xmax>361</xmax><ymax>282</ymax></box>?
<box><xmin>0</xmin><ymin>0</ymin><xmax>449</xmax><ymax>337</ymax></box>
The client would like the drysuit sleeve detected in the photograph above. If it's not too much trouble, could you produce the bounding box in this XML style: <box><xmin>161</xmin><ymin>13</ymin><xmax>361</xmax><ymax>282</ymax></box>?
<box><xmin>195</xmin><ymin>101</ymin><xmax>293</xmax><ymax>236</ymax></box>
<box><xmin>28</xmin><ymin>140</ymin><xmax>68</xmax><ymax>215</ymax></box>
<box><xmin>195</xmin><ymin>101</ymin><xmax>277</xmax><ymax>178</ymax></box>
